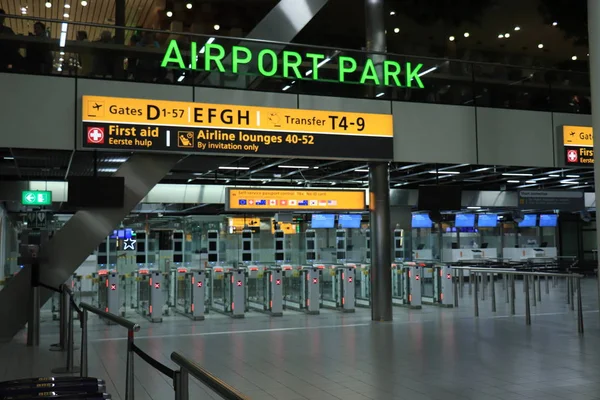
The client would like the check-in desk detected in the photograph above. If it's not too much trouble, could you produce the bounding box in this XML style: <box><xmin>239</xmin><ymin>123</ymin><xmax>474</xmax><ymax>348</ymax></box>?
<box><xmin>502</xmin><ymin>247</ymin><xmax>557</xmax><ymax>261</ymax></box>
<box><xmin>412</xmin><ymin>249</ymin><xmax>433</xmax><ymax>261</ymax></box>
<box><xmin>442</xmin><ymin>248</ymin><xmax>498</xmax><ymax>262</ymax></box>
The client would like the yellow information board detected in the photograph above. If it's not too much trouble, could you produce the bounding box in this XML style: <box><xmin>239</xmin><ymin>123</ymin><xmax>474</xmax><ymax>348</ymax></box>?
<box><xmin>226</xmin><ymin>189</ymin><xmax>366</xmax><ymax>211</ymax></box>
<box><xmin>563</xmin><ymin>125</ymin><xmax>593</xmax><ymax>147</ymax></box>
<box><xmin>563</xmin><ymin>125</ymin><xmax>594</xmax><ymax>165</ymax></box>
<box><xmin>82</xmin><ymin>95</ymin><xmax>394</xmax><ymax>160</ymax></box>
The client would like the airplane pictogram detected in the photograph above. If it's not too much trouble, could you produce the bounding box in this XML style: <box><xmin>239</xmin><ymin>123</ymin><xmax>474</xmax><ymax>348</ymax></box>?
<box><xmin>93</xmin><ymin>103</ymin><xmax>102</xmax><ymax>110</ymax></box>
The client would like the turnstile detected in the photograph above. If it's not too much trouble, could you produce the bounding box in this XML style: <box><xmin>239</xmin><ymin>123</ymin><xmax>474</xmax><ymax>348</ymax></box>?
<box><xmin>97</xmin><ymin>270</ymin><xmax>120</xmax><ymax>319</ymax></box>
<box><xmin>391</xmin><ymin>263</ymin><xmax>422</xmax><ymax>309</ymax></box>
<box><xmin>136</xmin><ymin>269</ymin><xmax>164</xmax><ymax>322</ymax></box>
<box><xmin>282</xmin><ymin>265</ymin><xmax>320</xmax><ymax>314</ymax></box>
<box><xmin>208</xmin><ymin>267</ymin><xmax>246</xmax><ymax>318</ymax></box>
<box><xmin>355</xmin><ymin>264</ymin><xmax>370</xmax><ymax>307</ymax></box>
<box><xmin>421</xmin><ymin>264</ymin><xmax>454</xmax><ymax>307</ymax></box>
<box><xmin>247</xmin><ymin>267</ymin><xmax>283</xmax><ymax>316</ymax></box>
<box><xmin>175</xmin><ymin>269</ymin><xmax>206</xmax><ymax>320</ymax></box>
<box><xmin>321</xmin><ymin>265</ymin><xmax>356</xmax><ymax>312</ymax></box>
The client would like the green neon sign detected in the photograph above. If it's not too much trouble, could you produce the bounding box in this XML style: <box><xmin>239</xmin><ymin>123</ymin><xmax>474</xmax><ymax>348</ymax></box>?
<box><xmin>161</xmin><ymin>40</ymin><xmax>425</xmax><ymax>88</ymax></box>
<box><xmin>22</xmin><ymin>191</ymin><xmax>52</xmax><ymax>206</ymax></box>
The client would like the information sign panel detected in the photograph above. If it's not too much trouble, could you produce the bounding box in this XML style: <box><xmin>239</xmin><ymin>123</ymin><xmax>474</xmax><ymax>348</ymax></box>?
<box><xmin>81</xmin><ymin>96</ymin><xmax>394</xmax><ymax>160</ymax></box>
<box><xmin>225</xmin><ymin>189</ymin><xmax>366</xmax><ymax>211</ymax></box>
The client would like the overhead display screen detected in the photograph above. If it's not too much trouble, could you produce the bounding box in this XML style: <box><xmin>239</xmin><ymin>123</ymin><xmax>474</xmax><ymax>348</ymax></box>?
<box><xmin>518</xmin><ymin>214</ymin><xmax>537</xmax><ymax>227</ymax></box>
<box><xmin>539</xmin><ymin>214</ymin><xmax>558</xmax><ymax>227</ymax></box>
<box><xmin>477</xmin><ymin>214</ymin><xmax>498</xmax><ymax>227</ymax></box>
<box><xmin>81</xmin><ymin>95</ymin><xmax>394</xmax><ymax>160</ymax></box>
<box><xmin>338</xmin><ymin>214</ymin><xmax>362</xmax><ymax>229</ymax></box>
<box><xmin>455</xmin><ymin>214</ymin><xmax>475</xmax><ymax>228</ymax></box>
<box><xmin>226</xmin><ymin>189</ymin><xmax>366</xmax><ymax>211</ymax></box>
<box><xmin>311</xmin><ymin>214</ymin><xmax>335</xmax><ymax>229</ymax></box>
<box><xmin>412</xmin><ymin>213</ymin><xmax>433</xmax><ymax>228</ymax></box>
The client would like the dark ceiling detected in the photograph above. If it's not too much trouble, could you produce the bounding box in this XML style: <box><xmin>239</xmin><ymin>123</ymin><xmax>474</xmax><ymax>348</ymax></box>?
<box><xmin>0</xmin><ymin>148</ymin><xmax>594</xmax><ymax>193</ymax></box>
<box><xmin>2</xmin><ymin>0</ymin><xmax>590</xmax><ymax>70</ymax></box>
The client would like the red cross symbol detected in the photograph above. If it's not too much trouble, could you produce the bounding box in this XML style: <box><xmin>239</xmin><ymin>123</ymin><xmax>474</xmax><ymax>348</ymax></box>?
<box><xmin>110</xmin><ymin>283</ymin><xmax>116</xmax><ymax>290</ymax></box>
<box><xmin>312</xmin><ymin>278</ymin><xmax>318</xmax><ymax>284</ymax></box>
<box><xmin>237</xmin><ymin>281</ymin><xmax>243</xmax><ymax>287</ymax></box>
<box><xmin>87</xmin><ymin>127</ymin><xmax>104</xmax><ymax>144</ymax></box>
<box><xmin>567</xmin><ymin>149</ymin><xmax>578</xmax><ymax>163</ymax></box>
<box><xmin>197</xmin><ymin>282</ymin><xmax>203</xmax><ymax>288</ymax></box>
<box><xmin>154</xmin><ymin>283</ymin><xmax>160</xmax><ymax>289</ymax></box>
<box><xmin>276</xmin><ymin>279</ymin><xmax>281</xmax><ymax>285</ymax></box>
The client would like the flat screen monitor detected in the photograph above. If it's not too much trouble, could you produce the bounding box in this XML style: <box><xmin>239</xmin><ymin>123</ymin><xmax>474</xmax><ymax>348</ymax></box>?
<box><xmin>412</xmin><ymin>213</ymin><xmax>433</xmax><ymax>228</ymax></box>
<box><xmin>477</xmin><ymin>214</ymin><xmax>498</xmax><ymax>227</ymax></box>
<box><xmin>539</xmin><ymin>214</ymin><xmax>558</xmax><ymax>227</ymax></box>
<box><xmin>338</xmin><ymin>214</ymin><xmax>361</xmax><ymax>229</ymax></box>
<box><xmin>311</xmin><ymin>214</ymin><xmax>335</xmax><ymax>229</ymax></box>
<box><xmin>518</xmin><ymin>214</ymin><xmax>537</xmax><ymax>227</ymax></box>
<box><xmin>417</xmin><ymin>185</ymin><xmax>462</xmax><ymax>211</ymax></box>
<box><xmin>455</xmin><ymin>214</ymin><xmax>475</xmax><ymax>228</ymax></box>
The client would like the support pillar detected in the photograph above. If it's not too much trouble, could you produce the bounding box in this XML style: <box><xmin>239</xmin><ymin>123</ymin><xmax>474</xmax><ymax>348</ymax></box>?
<box><xmin>365</xmin><ymin>0</ymin><xmax>386</xmax><ymax>97</ymax></box>
<box><xmin>588</xmin><ymin>0</ymin><xmax>600</xmax><ymax>312</ymax></box>
<box><xmin>369</xmin><ymin>163</ymin><xmax>392</xmax><ymax>321</ymax></box>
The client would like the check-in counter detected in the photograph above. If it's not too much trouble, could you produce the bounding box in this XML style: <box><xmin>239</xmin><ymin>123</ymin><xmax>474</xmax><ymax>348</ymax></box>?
<box><xmin>442</xmin><ymin>248</ymin><xmax>498</xmax><ymax>262</ymax></box>
<box><xmin>502</xmin><ymin>247</ymin><xmax>557</xmax><ymax>261</ymax></box>
<box><xmin>412</xmin><ymin>249</ymin><xmax>433</xmax><ymax>261</ymax></box>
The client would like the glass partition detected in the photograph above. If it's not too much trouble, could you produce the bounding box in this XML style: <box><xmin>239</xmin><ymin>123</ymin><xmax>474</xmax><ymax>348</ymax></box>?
<box><xmin>0</xmin><ymin>13</ymin><xmax>591</xmax><ymax>114</ymax></box>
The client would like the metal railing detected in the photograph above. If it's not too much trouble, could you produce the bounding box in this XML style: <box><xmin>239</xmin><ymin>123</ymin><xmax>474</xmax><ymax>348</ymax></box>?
<box><xmin>76</xmin><ymin>302</ymin><xmax>249</xmax><ymax>400</ymax></box>
<box><xmin>0</xmin><ymin>13</ymin><xmax>591</xmax><ymax>114</ymax></box>
<box><xmin>451</xmin><ymin>267</ymin><xmax>584</xmax><ymax>334</ymax></box>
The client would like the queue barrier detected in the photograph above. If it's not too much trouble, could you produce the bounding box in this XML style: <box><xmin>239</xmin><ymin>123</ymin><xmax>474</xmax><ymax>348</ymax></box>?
<box><xmin>175</xmin><ymin>269</ymin><xmax>206</xmax><ymax>321</ymax></box>
<box><xmin>321</xmin><ymin>265</ymin><xmax>356</xmax><ymax>313</ymax></box>
<box><xmin>392</xmin><ymin>263</ymin><xmax>421</xmax><ymax>309</ymax></box>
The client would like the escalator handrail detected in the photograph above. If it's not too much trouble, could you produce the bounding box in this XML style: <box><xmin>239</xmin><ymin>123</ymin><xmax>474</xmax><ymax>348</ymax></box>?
<box><xmin>79</xmin><ymin>302</ymin><xmax>140</xmax><ymax>332</ymax></box>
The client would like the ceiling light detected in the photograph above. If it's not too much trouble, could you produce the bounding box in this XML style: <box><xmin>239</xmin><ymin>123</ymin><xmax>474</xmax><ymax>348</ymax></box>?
<box><xmin>507</xmin><ymin>180</ymin><xmax>520</xmax><ymax>183</ymax></box>
<box><xmin>514</xmin><ymin>26</ymin><xmax>520</xmax><ymax>31</ymax></box>
<box><xmin>463</xmin><ymin>32</ymin><xmax>470</xmax><ymax>37</ymax></box>
<box><xmin>81</xmin><ymin>0</ymin><xmax>87</xmax><ymax>5</ymax></box>
<box><xmin>429</xmin><ymin>170</ymin><xmax>460</xmax><ymax>175</ymax></box>
<box><xmin>560</xmin><ymin>180</ymin><xmax>578</xmax><ymax>184</ymax></box>
<box><xmin>472</xmin><ymin>167</ymin><xmax>491</xmax><ymax>172</ymax></box>
<box><xmin>59</xmin><ymin>51</ymin><xmax>65</xmax><ymax>55</ymax></box>
<box><xmin>282</xmin><ymin>85</ymin><xmax>291</xmax><ymax>91</ymax></box>
<box><xmin>538</xmin><ymin>43</ymin><xmax>544</xmax><ymax>49</ymax></box>
<box><xmin>186</xmin><ymin>2</ymin><xmax>192</xmax><ymax>9</ymax></box>
<box><xmin>525</xmin><ymin>180</ymin><xmax>536</xmax><ymax>184</ymax></box>
<box><xmin>98</xmin><ymin>168</ymin><xmax>117</xmax><ymax>173</ymax></box>
<box><xmin>502</xmin><ymin>173</ymin><xmax>533</xmax><ymax>177</ymax></box>
<box><xmin>218</xmin><ymin>166</ymin><xmax>249</xmax><ymax>170</ymax></box>
<box><xmin>199</xmin><ymin>37</ymin><xmax>215</xmax><ymax>53</ymax></box>
<box><xmin>45</xmin><ymin>2</ymin><xmax>52</xmax><ymax>8</ymax></box>
<box><xmin>313</xmin><ymin>166</ymin><xmax>319</xmax><ymax>169</ymax></box>
<box><xmin>106</xmin><ymin>157</ymin><xmax>128</xmax><ymax>163</ymax></box>
<box><xmin>166</xmin><ymin>10</ymin><xmax>173</xmax><ymax>17</ymax></box>
<box><xmin>64</xmin><ymin>4</ymin><xmax>71</xmax><ymax>8</ymax></box>
<box><xmin>21</xmin><ymin>7</ymin><xmax>27</xmax><ymax>14</ymax></box>
<box><xmin>63</xmin><ymin>13</ymin><xmax>69</xmax><ymax>18</ymax></box>
<box><xmin>449</xmin><ymin>36</ymin><xmax>455</xmax><ymax>41</ymax></box>
<box><xmin>279</xmin><ymin>165</ymin><xmax>310</xmax><ymax>169</ymax></box>
<box><xmin>214</xmin><ymin>24</ymin><xmax>220</xmax><ymax>31</ymax></box>
<box><xmin>552</xmin><ymin>21</ymin><xmax>558</xmax><ymax>26</ymax></box>
<box><xmin>572</xmin><ymin>55</ymin><xmax>577</xmax><ymax>60</ymax></box>
<box><xmin>376</xmin><ymin>92</ymin><xmax>385</xmax><ymax>98</ymax></box>
<box><xmin>390</xmin><ymin>11</ymin><xmax>395</xmax><ymax>15</ymax></box>
<box><xmin>549</xmin><ymin>174</ymin><xmax>560</xmax><ymax>177</ymax></box>
<box><xmin>4</xmin><ymin>156</ymin><xmax>14</xmax><ymax>160</ymax></box>
<box><xmin>504</xmin><ymin>33</ymin><xmax>510</xmax><ymax>38</ymax></box>
<box><xmin>498</xmin><ymin>34</ymin><xmax>504</xmax><ymax>39</ymax></box>
<box><xmin>566</xmin><ymin>174</ymin><xmax>580</xmax><ymax>178</ymax></box>
<box><xmin>355</xmin><ymin>169</ymin><xmax>369</xmax><ymax>173</ymax></box>
<box><xmin>59</xmin><ymin>57</ymin><xmax>64</xmax><ymax>61</ymax></box>
<box><xmin>394</xmin><ymin>28</ymin><xmax>400</xmax><ymax>33</ymax></box>
<box><xmin>467</xmin><ymin>206</ymin><xmax>481</xmax><ymax>210</ymax></box>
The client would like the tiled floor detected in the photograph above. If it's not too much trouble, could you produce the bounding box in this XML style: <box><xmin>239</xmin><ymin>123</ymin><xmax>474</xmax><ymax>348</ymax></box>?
<box><xmin>1</xmin><ymin>277</ymin><xmax>600</xmax><ymax>400</ymax></box>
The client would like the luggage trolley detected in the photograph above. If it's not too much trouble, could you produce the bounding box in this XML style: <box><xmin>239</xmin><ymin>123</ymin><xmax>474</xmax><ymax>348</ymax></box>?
<box><xmin>97</xmin><ymin>269</ymin><xmax>120</xmax><ymax>319</ymax></box>
<box><xmin>175</xmin><ymin>268</ymin><xmax>206</xmax><ymax>320</ymax></box>
<box><xmin>391</xmin><ymin>262</ymin><xmax>422</xmax><ymax>309</ymax></box>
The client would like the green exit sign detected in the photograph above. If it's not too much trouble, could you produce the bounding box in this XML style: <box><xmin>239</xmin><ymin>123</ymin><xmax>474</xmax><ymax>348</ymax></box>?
<box><xmin>22</xmin><ymin>191</ymin><xmax>52</xmax><ymax>206</ymax></box>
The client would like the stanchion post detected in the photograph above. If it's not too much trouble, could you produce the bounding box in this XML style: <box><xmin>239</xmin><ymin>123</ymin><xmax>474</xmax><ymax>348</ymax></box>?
<box><xmin>468</xmin><ymin>271</ymin><xmax>472</xmax><ymax>295</ymax></box>
<box><xmin>491</xmin><ymin>273</ymin><xmax>496</xmax><ymax>312</ymax></box>
<box><xmin>570</xmin><ymin>277</ymin><xmax>575</xmax><ymax>311</ymax></box>
<box><xmin>474</xmin><ymin>272</ymin><xmax>479</xmax><ymax>317</ymax></box>
<box><xmin>125</xmin><ymin>329</ymin><xmax>135</xmax><ymax>400</ymax></box>
<box><xmin>51</xmin><ymin>285</ymin><xmax>68</xmax><ymax>351</ymax></box>
<box><xmin>52</xmin><ymin>293</ymin><xmax>80</xmax><ymax>374</ymax></box>
<box><xmin>525</xmin><ymin>273</ymin><xmax>531</xmax><ymax>325</ymax></box>
<box><xmin>505</xmin><ymin>274</ymin><xmax>509</xmax><ymax>304</ymax></box>
<box><xmin>481</xmin><ymin>272</ymin><xmax>486</xmax><ymax>301</ymax></box>
<box><xmin>453</xmin><ymin>271</ymin><xmax>458</xmax><ymax>308</ymax></box>
<box><xmin>532</xmin><ymin>276</ymin><xmax>537</xmax><ymax>307</ymax></box>
<box><xmin>459</xmin><ymin>269</ymin><xmax>464</xmax><ymax>298</ymax></box>
<box><xmin>80</xmin><ymin>309</ymin><xmax>88</xmax><ymax>377</ymax></box>
<box><xmin>567</xmin><ymin>276</ymin><xmax>571</xmax><ymax>305</ymax></box>
<box><xmin>174</xmin><ymin>369</ymin><xmax>189</xmax><ymax>400</ymax></box>
<box><xmin>537</xmin><ymin>275</ymin><xmax>542</xmax><ymax>303</ymax></box>
<box><xmin>577</xmin><ymin>277</ymin><xmax>584</xmax><ymax>334</ymax></box>
<box><xmin>545</xmin><ymin>276</ymin><xmax>550</xmax><ymax>295</ymax></box>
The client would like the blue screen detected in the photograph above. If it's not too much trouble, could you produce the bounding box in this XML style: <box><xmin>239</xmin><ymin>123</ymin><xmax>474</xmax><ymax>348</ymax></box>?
<box><xmin>539</xmin><ymin>214</ymin><xmax>558</xmax><ymax>227</ymax></box>
<box><xmin>111</xmin><ymin>229</ymin><xmax>133</xmax><ymax>239</ymax></box>
<box><xmin>455</xmin><ymin>214</ymin><xmax>475</xmax><ymax>228</ymax></box>
<box><xmin>477</xmin><ymin>214</ymin><xmax>498</xmax><ymax>227</ymax></box>
<box><xmin>518</xmin><ymin>214</ymin><xmax>537</xmax><ymax>227</ymax></box>
<box><xmin>412</xmin><ymin>214</ymin><xmax>433</xmax><ymax>228</ymax></box>
<box><xmin>311</xmin><ymin>214</ymin><xmax>335</xmax><ymax>228</ymax></box>
<box><xmin>338</xmin><ymin>214</ymin><xmax>361</xmax><ymax>229</ymax></box>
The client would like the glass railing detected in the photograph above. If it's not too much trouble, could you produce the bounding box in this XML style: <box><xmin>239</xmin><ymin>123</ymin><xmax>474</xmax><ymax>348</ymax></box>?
<box><xmin>0</xmin><ymin>14</ymin><xmax>591</xmax><ymax>114</ymax></box>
